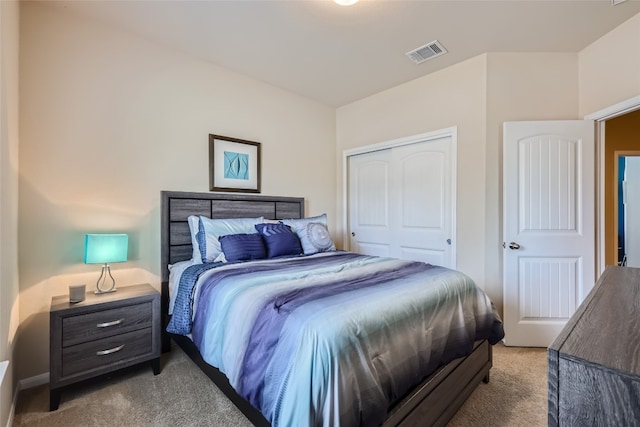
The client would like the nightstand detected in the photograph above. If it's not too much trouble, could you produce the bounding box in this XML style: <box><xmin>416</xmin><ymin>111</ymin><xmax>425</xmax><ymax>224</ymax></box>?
<box><xmin>49</xmin><ymin>283</ymin><xmax>161</xmax><ymax>411</ymax></box>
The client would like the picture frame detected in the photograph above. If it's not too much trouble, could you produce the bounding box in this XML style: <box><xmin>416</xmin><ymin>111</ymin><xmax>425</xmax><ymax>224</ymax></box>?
<box><xmin>209</xmin><ymin>134</ymin><xmax>261</xmax><ymax>193</ymax></box>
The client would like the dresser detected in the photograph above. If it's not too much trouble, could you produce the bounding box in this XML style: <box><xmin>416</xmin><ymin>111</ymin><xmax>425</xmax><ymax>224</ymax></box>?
<box><xmin>548</xmin><ymin>266</ymin><xmax>640</xmax><ymax>426</ymax></box>
<box><xmin>49</xmin><ymin>283</ymin><xmax>161</xmax><ymax>410</ymax></box>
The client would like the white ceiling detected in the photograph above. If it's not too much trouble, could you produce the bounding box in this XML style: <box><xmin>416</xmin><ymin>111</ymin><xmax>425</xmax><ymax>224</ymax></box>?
<box><xmin>50</xmin><ymin>0</ymin><xmax>640</xmax><ymax>107</ymax></box>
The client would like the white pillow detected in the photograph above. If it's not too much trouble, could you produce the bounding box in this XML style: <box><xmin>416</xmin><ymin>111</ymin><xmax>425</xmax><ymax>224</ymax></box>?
<box><xmin>187</xmin><ymin>215</ymin><xmax>203</xmax><ymax>264</ymax></box>
<box><xmin>168</xmin><ymin>259</ymin><xmax>195</xmax><ymax>314</ymax></box>
<box><xmin>196</xmin><ymin>216</ymin><xmax>264</xmax><ymax>263</ymax></box>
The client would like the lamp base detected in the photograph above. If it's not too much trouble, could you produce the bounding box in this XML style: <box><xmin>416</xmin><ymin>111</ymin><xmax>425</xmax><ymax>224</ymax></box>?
<box><xmin>94</xmin><ymin>288</ymin><xmax>117</xmax><ymax>295</ymax></box>
<box><xmin>95</xmin><ymin>264</ymin><xmax>118</xmax><ymax>294</ymax></box>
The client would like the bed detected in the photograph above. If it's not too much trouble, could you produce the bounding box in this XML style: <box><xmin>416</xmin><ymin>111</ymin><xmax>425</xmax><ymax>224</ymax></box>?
<box><xmin>160</xmin><ymin>190</ymin><xmax>504</xmax><ymax>427</ymax></box>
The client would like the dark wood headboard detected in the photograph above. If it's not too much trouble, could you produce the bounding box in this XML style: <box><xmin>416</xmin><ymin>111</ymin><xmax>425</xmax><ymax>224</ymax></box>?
<box><xmin>160</xmin><ymin>191</ymin><xmax>305</xmax><ymax>284</ymax></box>
<box><xmin>160</xmin><ymin>191</ymin><xmax>304</xmax><ymax>352</ymax></box>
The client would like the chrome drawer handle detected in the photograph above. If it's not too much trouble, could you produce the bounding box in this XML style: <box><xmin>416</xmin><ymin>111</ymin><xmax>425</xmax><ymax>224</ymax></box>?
<box><xmin>96</xmin><ymin>344</ymin><xmax>125</xmax><ymax>356</ymax></box>
<box><xmin>96</xmin><ymin>318</ymin><xmax>124</xmax><ymax>328</ymax></box>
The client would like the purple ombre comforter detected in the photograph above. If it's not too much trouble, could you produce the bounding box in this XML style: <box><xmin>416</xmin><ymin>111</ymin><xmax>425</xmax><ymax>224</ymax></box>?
<box><xmin>168</xmin><ymin>251</ymin><xmax>504</xmax><ymax>426</ymax></box>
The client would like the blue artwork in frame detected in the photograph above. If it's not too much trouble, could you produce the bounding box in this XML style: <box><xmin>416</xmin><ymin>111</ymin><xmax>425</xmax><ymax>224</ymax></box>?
<box><xmin>209</xmin><ymin>134</ymin><xmax>261</xmax><ymax>193</ymax></box>
<box><xmin>224</xmin><ymin>151</ymin><xmax>249</xmax><ymax>180</ymax></box>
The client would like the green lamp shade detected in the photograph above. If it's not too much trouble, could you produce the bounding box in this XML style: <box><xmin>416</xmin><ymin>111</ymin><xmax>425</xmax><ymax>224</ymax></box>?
<box><xmin>84</xmin><ymin>234</ymin><xmax>128</xmax><ymax>264</ymax></box>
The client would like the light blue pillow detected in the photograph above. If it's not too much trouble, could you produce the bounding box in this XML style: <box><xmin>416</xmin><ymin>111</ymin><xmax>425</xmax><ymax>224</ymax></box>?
<box><xmin>281</xmin><ymin>213</ymin><xmax>328</xmax><ymax>232</ymax></box>
<box><xmin>281</xmin><ymin>214</ymin><xmax>335</xmax><ymax>255</ymax></box>
<box><xmin>297</xmin><ymin>222</ymin><xmax>335</xmax><ymax>255</ymax></box>
<box><xmin>196</xmin><ymin>216</ymin><xmax>264</xmax><ymax>263</ymax></box>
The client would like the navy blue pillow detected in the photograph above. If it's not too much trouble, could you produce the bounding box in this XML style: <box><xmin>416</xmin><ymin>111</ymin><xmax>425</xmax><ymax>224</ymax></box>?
<box><xmin>219</xmin><ymin>233</ymin><xmax>266</xmax><ymax>262</ymax></box>
<box><xmin>255</xmin><ymin>223</ymin><xmax>302</xmax><ymax>258</ymax></box>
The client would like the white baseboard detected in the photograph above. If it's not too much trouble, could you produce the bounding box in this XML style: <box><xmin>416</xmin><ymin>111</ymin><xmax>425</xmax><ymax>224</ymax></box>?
<box><xmin>0</xmin><ymin>362</ymin><xmax>7</xmax><ymax>385</ymax></box>
<box><xmin>0</xmin><ymin>361</ymin><xmax>10</xmax><ymax>427</ymax></box>
<box><xmin>5</xmin><ymin>371</ymin><xmax>50</xmax><ymax>427</ymax></box>
<box><xmin>6</xmin><ymin>386</ymin><xmax>17</xmax><ymax>427</ymax></box>
<box><xmin>18</xmin><ymin>372</ymin><xmax>49</xmax><ymax>390</ymax></box>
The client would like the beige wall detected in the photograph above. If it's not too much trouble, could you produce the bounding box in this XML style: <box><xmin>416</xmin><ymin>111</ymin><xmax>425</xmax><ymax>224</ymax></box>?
<box><xmin>18</xmin><ymin>2</ymin><xmax>336</xmax><ymax>379</ymax></box>
<box><xmin>14</xmin><ymin>2</ymin><xmax>640</xmax><ymax>385</ymax></box>
<box><xmin>485</xmin><ymin>52</ymin><xmax>579</xmax><ymax>313</ymax></box>
<box><xmin>336</xmin><ymin>54</ymin><xmax>489</xmax><ymax>299</ymax></box>
<box><xmin>603</xmin><ymin>109</ymin><xmax>640</xmax><ymax>266</ymax></box>
<box><xmin>336</xmin><ymin>53</ymin><xmax>580</xmax><ymax>315</ymax></box>
<box><xmin>0</xmin><ymin>0</ymin><xmax>20</xmax><ymax>424</ymax></box>
<box><xmin>579</xmin><ymin>13</ymin><xmax>640</xmax><ymax>116</ymax></box>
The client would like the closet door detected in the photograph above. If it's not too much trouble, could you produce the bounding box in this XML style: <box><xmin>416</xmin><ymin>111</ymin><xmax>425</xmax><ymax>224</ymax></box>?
<box><xmin>348</xmin><ymin>135</ymin><xmax>454</xmax><ymax>268</ymax></box>
<box><xmin>393</xmin><ymin>138</ymin><xmax>452</xmax><ymax>266</ymax></box>
<box><xmin>348</xmin><ymin>149</ymin><xmax>393</xmax><ymax>257</ymax></box>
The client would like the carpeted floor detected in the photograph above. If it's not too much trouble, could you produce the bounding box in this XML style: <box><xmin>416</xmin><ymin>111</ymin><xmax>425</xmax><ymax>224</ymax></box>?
<box><xmin>13</xmin><ymin>342</ymin><xmax>547</xmax><ymax>426</ymax></box>
<box><xmin>447</xmin><ymin>344</ymin><xmax>548</xmax><ymax>427</ymax></box>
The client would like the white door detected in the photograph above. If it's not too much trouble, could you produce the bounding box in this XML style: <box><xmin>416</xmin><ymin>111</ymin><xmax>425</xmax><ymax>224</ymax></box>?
<box><xmin>503</xmin><ymin>120</ymin><xmax>595</xmax><ymax>347</ymax></box>
<box><xmin>348</xmin><ymin>149</ymin><xmax>393</xmax><ymax>258</ymax></box>
<box><xmin>625</xmin><ymin>157</ymin><xmax>640</xmax><ymax>267</ymax></box>
<box><xmin>348</xmin><ymin>135</ymin><xmax>455</xmax><ymax>268</ymax></box>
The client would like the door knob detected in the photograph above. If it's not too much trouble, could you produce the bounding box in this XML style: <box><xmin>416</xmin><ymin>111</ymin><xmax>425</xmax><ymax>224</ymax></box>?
<box><xmin>351</xmin><ymin>232</ymin><xmax>356</xmax><ymax>237</ymax></box>
<box><xmin>508</xmin><ymin>242</ymin><xmax>521</xmax><ymax>250</ymax></box>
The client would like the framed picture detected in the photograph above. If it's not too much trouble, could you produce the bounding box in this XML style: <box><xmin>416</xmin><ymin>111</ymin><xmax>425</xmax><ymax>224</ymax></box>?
<box><xmin>209</xmin><ymin>134</ymin><xmax>261</xmax><ymax>193</ymax></box>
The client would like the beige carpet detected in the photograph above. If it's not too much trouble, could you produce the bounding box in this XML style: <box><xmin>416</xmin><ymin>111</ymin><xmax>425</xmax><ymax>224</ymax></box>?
<box><xmin>448</xmin><ymin>344</ymin><xmax>548</xmax><ymax>427</ymax></box>
<box><xmin>13</xmin><ymin>343</ymin><xmax>547</xmax><ymax>426</ymax></box>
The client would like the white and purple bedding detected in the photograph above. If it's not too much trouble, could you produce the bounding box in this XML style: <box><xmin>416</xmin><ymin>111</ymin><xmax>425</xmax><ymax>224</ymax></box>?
<box><xmin>167</xmin><ymin>251</ymin><xmax>504</xmax><ymax>426</ymax></box>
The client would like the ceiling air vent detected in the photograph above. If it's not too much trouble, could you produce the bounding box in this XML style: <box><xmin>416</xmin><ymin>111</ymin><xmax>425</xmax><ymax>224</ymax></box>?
<box><xmin>406</xmin><ymin>40</ymin><xmax>447</xmax><ymax>65</ymax></box>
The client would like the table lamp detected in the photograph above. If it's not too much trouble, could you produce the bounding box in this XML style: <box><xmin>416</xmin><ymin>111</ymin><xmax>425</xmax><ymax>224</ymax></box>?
<box><xmin>84</xmin><ymin>233</ymin><xmax>128</xmax><ymax>294</ymax></box>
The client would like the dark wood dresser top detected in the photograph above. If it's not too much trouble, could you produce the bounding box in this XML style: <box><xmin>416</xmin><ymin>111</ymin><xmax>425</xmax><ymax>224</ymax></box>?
<box><xmin>549</xmin><ymin>265</ymin><xmax>640</xmax><ymax>375</ymax></box>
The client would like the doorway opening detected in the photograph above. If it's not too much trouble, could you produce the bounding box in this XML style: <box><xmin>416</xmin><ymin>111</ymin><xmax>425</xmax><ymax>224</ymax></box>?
<box><xmin>586</xmin><ymin>96</ymin><xmax>640</xmax><ymax>275</ymax></box>
<box><xmin>615</xmin><ymin>153</ymin><xmax>640</xmax><ymax>267</ymax></box>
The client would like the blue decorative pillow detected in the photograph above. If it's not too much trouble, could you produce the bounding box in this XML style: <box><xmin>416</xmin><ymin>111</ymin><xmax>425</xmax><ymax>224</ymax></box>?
<box><xmin>219</xmin><ymin>233</ymin><xmax>266</xmax><ymax>262</ymax></box>
<box><xmin>297</xmin><ymin>222</ymin><xmax>336</xmax><ymax>255</ymax></box>
<box><xmin>196</xmin><ymin>216</ymin><xmax>263</xmax><ymax>263</ymax></box>
<box><xmin>255</xmin><ymin>223</ymin><xmax>302</xmax><ymax>258</ymax></box>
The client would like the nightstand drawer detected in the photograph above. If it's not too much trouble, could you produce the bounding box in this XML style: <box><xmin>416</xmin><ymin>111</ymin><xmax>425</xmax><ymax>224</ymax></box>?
<box><xmin>50</xmin><ymin>284</ymin><xmax>161</xmax><ymax>411</ymax></box>
<box><xmin>62</xmin><ymin>301</ymin><xmax>152</xmax><ymax>347</ymax></box>
<box><xmin>62</xmin><ymin>327</ymin><xmax>152</xmax><ymax>377</ymax></box>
